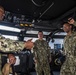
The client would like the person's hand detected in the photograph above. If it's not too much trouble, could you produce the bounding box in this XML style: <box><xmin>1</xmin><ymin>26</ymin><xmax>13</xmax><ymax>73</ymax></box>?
<box><xmin>68</xmin><ymin>18</ymin><xmax>75</xmax><ymax>24</ymax></box>
<box><xmin>34</xmin><ymin>59</ymin><xmax>37</xmax><ymax>63</ymax></box>
<box><xmin>49</xmin><ymin>58</ymin><xmax>52</xmax><ymax>63</ymax></box>
<box><xmin>33</xmin><ymin>57</ymin><xmax>37</xmax><ymax>63</ymax></box>
<box><xmin>25</xmin><ymin>39</ymin><xmax>34</xmax><ymax>49</ymax></box>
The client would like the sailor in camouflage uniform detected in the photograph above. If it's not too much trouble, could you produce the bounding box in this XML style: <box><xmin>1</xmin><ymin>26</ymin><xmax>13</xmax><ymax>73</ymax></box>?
<box><xmin>0</xmin><ymin>6</ymin><xmax>34</xmax><ymax>75</ymax></box>
<box><xmin>33</xmin><ymin>31</ymin><xmax>51</xmax><ymax>75</ymax></box>
<box><xmin>60</xmin><ymin>19</ymin><xmax>76</xmax><ymax>75</ymax></box>
<box><xmin>0</xmin><ymin>34</ymin><xmax>25</xmax><ymax>75</ymax></box>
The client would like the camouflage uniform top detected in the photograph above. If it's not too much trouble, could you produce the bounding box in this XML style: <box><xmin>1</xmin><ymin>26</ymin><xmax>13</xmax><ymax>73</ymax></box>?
<box><xmin>63</xmin><ymin>31</ymin><xmax>76</xmax><ymax>63</ymax></box>
<box><xmin>63</xmin><ymin>22</ymin><xmax>76</xmax><ymax>64</ymax></box>
<box><xmin>33</xmin><ymin>39</ymin><xmax>51</xmax><ymax>64</ymax></box>
<box><xmin>60</xmin><ymin>31</ymin><xmax>76</xmax><ymax>75</ymax></box>
<box><xmin>0</xmin><ymin>35</ymin><xmax>24</xmax><ymax>75</ymax></box>
<box><xmin>0</xmin><ymin>35</ymin><xmax>24</xmax><ymax>52</ymax></box>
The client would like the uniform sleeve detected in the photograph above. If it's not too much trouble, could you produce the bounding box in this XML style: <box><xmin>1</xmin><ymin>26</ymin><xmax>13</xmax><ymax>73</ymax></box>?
<box><xmin>33</xmin><ymin>42</ymin><xmax>37</xmax><ymax>58</ymax></box>
<box><xmin>73</xmin><ymin>21</ymin><xmax>76</xmax><ymax>26</ymax></box>
<box><xmin>2</xmin><ymin>63</ymin><xmax>10</xmax><ymax>75</ymax></box>
<box><xmin>73</xmin><ymin>35</ymin><xmax>76</xmax><ymax>65</ymax></box>
<box><xmin>62</xmin><ymin>38</ymin><xmax>67</xmax><ymax>55</ymax></box>
<box><xmin>46</xmin><ymin>43</ymin><xmax>51</xmax><ymax>59</ymax></box>
<box><xmin>0</xmin><ymin>35</ymin><xmax>24</xmax><ymax>52</ymax></box>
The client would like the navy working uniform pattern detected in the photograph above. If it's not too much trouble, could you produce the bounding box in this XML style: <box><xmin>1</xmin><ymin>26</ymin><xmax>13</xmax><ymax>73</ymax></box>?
<box><xmin>0</xmin><ymin>35</ymin><xmax>24</xmax><ymax>75</ymax></box>
<box><xmin>33</xmin><ymin>39</ymin><xmax>51</xmax><ymax>75</ymax></box>
<box><xmin>60</xmin><ymin>31</ymin><xmax>76</xmax><ymax>75</ymax></box>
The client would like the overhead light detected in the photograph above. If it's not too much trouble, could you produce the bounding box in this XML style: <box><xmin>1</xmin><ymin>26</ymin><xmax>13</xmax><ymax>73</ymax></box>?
<box><xmin>2</xmin><ymin>35</ymin><xmax>18</xmax><ymax>40</ymax></box>
<box><xmin>0</xmin><ymin>25</ymin><xmax>20</xmax><ymax>32</ymax></box>
<box><xmin>20</xmin><ymin>23</ymin><xmax>34</xmax><ymax>27</ymax></box>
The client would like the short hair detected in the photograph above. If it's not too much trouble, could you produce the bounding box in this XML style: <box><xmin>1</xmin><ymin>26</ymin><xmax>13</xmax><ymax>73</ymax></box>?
<box><xmin>38</xmin><ymin>31</ymin><xmax>43</xmax><ymax>34</ymax></box>
<box><xmin>62</xmin><ymin>22</ymin><xmax>69</xmax><ymax>25</ymax></box>
<box><xmin>7</xmin><ymin>54</ymin><xmax>15</xmax><ymax>58</ymax></box>
<box><xmin>62</xmin><ymin>22</ymin><xmax>74</xmax><ymax>30</ymax></box>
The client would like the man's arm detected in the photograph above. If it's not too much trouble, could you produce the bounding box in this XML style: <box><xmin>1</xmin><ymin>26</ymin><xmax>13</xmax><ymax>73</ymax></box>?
<box><xmin>46</xmin><ymin>42</ymin><xmax>52</xmax><ymax>62</ymax></box>
<box><xmin>68</xmin><ymin>18</ymin><xmax>76</xmax><ymax>26</ymax></box>
<box><xmin>0</xmin><ymin>35</ymin><xmax>24</xmax><ymax>52</ymax></box>
<box><xmin>2</xmin><ymin>63</ymin><xmax>10</xmax><ymax>75</ymax></box>
<box><xmin>32</xmin><ymin>42</ymin><xmax>38</xmax><ymax>63</ymax></box>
